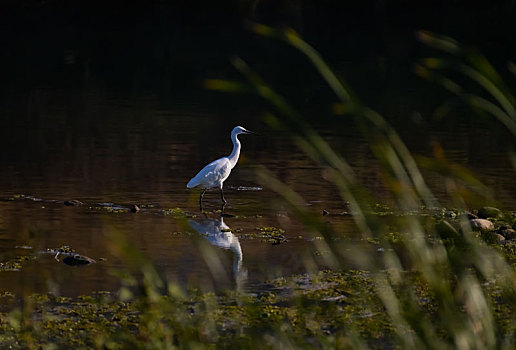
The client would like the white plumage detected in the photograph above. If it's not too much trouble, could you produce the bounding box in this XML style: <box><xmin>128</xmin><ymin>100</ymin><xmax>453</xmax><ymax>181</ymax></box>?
<box><xmin>187</xmin><ymin>126</ymin><xmax>256</xmax><ymax>210</ymax></box>
<box><xmin>187</xmin><ymin>158</ymin><xmax>232</xmax><ymax>190</ymax></box>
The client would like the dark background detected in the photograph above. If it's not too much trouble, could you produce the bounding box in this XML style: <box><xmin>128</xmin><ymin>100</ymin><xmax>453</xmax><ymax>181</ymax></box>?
<box><xmin>1</xmin><ymin>0</ymin><xmax>514</xmax><ymax>98</ymax></box>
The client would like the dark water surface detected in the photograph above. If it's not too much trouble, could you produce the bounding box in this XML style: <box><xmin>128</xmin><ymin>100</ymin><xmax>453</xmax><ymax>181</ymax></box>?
<box><xmin>0</xmin><ymin>85</ymin><xmax>514</xmax><ymax>297</ymax></box>
<box><xmin>0</xmin><ymin>3</ymin><xmax>515</xmax><ymax>296</ymax></box>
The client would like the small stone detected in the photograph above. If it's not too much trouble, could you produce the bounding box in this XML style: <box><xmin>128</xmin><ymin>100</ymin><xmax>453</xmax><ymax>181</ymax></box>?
<box><xmin>64</xmin><ymin>200</ymin><xmax>82</xmax><ymax>206</ymax></box>
<box><xmin>436</xmin><ymin>220</ymin><xmax>459</xmax><ymax>239</ymax></box>
<box><xmin>322</xmin><ymin>210</ymin><xmax>329</xmax><ymax>216</ymax></box>
<box><xmin>130</xmin><ymin>204</ymin><xmax>140</xmax><ymax>213</ymax></box>
<box><xmin>463</xmin><ymin>212</ymin><xmax>478</xmax><ymax>220</ymax></box>
<box><xmin>477</xmin><ymin>206</ymin><xmax>503</xmax><ymax>219</ymax></box>
<box><xmin>491</xmin><ymin>233</ymin><xmax>506</xmax><ymax>242</ymax></box>
<box><xmin>62</xmin><ymin>254</ymin><xmax>96</xmax><ymax>266</ymax></box>
<box><xmin>469</xmin><ymin>219</ymin><xmax>494</xmax><ymax>231</ymax></box>
<box><xmin>322</xmin><ymin>295</ymin><xmax>348</xmax><ymax>302</ymax></box>
<box><xmin>444</xmin><ymin>210</ymin><xmax>456</xmax><ymax>219</ymax></box>
<box><xmin>499</xmin><ymin>228</ymin><xmax>516</xmax><ymax>240</ymax></box>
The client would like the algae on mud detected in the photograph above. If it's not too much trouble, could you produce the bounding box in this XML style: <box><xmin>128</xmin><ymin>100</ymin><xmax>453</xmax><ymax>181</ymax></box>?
<box><xmin>0</xmin><ymin>271</ymin><xmax>395</xmax><ymax>349</ymax></box>
<box><xmin>252</xmin><ymin>226</ymin><xmax>288</xmax><ymax>245</ymax></box>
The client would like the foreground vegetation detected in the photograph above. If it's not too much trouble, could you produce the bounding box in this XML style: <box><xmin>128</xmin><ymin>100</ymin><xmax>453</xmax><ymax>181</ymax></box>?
<box><xmin>0</xmin><ymin>213</ymin><xmax>514</xmax><ymax>349</ymax></box>
<box><xmin>0</xmin><ymin>204</ymin><xmax>514</xmax><ymax>349</ymax></box>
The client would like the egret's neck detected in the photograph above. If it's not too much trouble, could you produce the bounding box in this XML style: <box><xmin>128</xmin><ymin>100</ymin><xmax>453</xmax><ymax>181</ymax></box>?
<box><xmin>227</xmin><ymin>133</ymin><xmax>241</xmax><ymax>168</ymax></box>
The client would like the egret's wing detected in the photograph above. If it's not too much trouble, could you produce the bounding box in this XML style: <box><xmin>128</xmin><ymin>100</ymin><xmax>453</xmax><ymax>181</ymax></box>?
<box><xmin>187</xmin><ymin>158</ymin><xmax>231</xmax><ymax>188</ymax></box>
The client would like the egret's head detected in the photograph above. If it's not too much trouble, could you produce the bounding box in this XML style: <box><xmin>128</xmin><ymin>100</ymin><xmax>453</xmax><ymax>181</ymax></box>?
<box><xmin>232</xmin><ymin>126</ymin><xmax>257</xmax><ymax>135</ymax></box>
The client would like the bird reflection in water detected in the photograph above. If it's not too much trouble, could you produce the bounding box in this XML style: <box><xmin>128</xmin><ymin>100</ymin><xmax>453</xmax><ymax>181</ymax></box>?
<box><xmin>188</xmin><ymin>215</ymin><xmax>246</xmax><ymax>288</ymax></box>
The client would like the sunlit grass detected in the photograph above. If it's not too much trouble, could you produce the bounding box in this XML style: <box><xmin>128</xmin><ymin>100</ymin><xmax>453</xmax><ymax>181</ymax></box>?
<box><xmin>206</xmin><ymin>24</ymin><xmax>516</xmax><ymax>349</ymax></box>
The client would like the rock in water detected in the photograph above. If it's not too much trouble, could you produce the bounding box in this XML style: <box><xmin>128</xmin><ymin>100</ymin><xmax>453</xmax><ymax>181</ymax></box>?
<box><xmin>493</xmin><ymin>233</ymin><xmax>506</xmax><ymax>242</ymax></box>
<box><xmin>436</xmin><ymin>220</ymin><xmax>459</xmax><ymax>239</ymax></box>
<box><xmin>62</xmin><ymin>254</ymin><xmax>96</xmax><ymax>266</ymax></box>
<box><xmin>469</xmin><ymin>219</ymin><xmax>494</xmax><ymax>231</ymax></box>
<box><xmin>477</xmin><ymin>206</ymin><xmax>503</xmax><ymax>219</ymax></box>
<box><xmin>462</xmin><ymin>212</ymin><xmax>478</xmax><ymax>220</ymax></box>
<box><xmin>499</xmin><ymin>228</ymin><xmax>516</xmax><ymax>240</ymax></box>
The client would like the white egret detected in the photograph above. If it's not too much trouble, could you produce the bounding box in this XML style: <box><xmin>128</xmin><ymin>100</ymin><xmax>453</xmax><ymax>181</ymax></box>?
<box><xmin>187</xmin><ymin>126</ymin><xmax>256</xmax><ymax>210</ymax></box>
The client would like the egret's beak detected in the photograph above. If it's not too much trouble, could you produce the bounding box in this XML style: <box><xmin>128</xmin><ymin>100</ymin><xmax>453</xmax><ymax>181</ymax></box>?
<box><xmin>244</xmin><ymin>129</ymin><xmax>258</xmax><ymax>135</ymax></box>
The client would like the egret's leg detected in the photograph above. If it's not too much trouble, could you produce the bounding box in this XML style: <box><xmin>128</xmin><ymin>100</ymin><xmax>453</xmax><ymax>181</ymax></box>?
<box><xmin>199</xmin><ymin>189</ymin><xmax>207</xmax><ymax>212</ymax></box>
<box><xmin>219</xmin><ymin>187</ymin><xmax>227</xmax><ymax>204</ymax></box>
